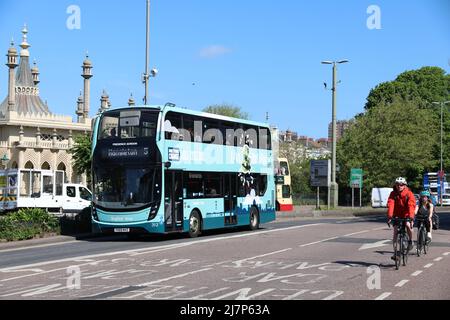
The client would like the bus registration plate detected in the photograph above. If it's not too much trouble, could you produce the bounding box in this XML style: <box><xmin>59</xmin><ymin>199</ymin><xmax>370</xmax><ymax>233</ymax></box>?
<box><xmin>114</xmin><ymin>228</ymin><xmax>130</xmax><ymax>233</ymax></box>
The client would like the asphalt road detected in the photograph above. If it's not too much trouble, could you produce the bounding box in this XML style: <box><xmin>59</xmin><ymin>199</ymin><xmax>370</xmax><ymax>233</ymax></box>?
<box><xmin>0</xmin><ymin>211</ymin><xmax>449</xmax><ymax>301</ymax></box>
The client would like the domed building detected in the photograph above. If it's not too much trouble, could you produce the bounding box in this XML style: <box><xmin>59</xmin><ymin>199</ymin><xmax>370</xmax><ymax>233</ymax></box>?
<box><xmin>0</xmin><ymin>26</ymin><xmax>103</xmax><ymax>184</ymax></box>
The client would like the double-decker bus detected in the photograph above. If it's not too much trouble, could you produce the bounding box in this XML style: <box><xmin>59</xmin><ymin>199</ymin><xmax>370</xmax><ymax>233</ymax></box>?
<box><xmin>275</xmin><ymin>158</ymin><xmax>294</xmax><ymax>211</ymax></box>
<box><xmin>91</xmin><ymin>104</ymin><xmax>276</xmax><ymax>238</ymax></box>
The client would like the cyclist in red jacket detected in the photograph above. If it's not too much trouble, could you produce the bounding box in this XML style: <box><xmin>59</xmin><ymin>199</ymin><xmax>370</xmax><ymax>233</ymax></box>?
<box><xmin>387</xmin><ymin>177</ymin><xmax>416</xmax><ymax>257</ymax></box>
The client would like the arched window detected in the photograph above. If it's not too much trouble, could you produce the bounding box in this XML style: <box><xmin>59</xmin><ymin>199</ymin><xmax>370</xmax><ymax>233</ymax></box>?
<box><xmin>42</xmin><ymin>162</ymin><xmax>51</xmax><ymax>170</ymax></box>
<box><xmin>25</xmin><ymin>161</ymin><xmax>34</xmax><ymax>169</ymax></box>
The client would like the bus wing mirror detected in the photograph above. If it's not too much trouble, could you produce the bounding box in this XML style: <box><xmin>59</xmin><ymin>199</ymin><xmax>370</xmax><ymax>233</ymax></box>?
<box><xmin>165</xmin><ymin>162</ymin><xmax>172</xmax><ymax>169</ymax></box>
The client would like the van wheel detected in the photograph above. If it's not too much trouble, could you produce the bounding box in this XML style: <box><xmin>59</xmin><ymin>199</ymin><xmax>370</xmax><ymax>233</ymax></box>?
<box><xmin>189</xmin><ymin>211</ymin><xmax>201</xmax><ymax>238</ymax></box>
<box><xmin>249</xmin><ymin>206</ymin><xmax>260</xmax><ymax>231</ymax></box>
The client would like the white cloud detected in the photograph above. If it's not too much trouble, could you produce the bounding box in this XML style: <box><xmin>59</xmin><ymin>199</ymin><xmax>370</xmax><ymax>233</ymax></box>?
<box><xmin>199</xmin><ymin>45</ymin><xmax>232</xmax><ymax>59</ymax></box>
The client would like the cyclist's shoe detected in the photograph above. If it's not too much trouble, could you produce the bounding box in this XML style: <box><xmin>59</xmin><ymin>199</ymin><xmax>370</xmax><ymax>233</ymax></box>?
<box><xmin>408</xmin><ymin>241</ymin><xmax>414</xmax><ymax>251</ymax></box>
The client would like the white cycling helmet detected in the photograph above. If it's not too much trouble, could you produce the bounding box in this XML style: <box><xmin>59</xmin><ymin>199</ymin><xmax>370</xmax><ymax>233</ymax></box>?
<box><xmin>395</xmin><ymin>177</ymin><xmax>407</xmax><ymax>185</ymax></box>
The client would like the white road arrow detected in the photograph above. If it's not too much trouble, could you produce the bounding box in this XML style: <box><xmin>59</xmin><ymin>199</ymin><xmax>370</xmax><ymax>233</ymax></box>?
<box><xmin>359</xmin><ymin>239</ymin><xmax>391</xmax><ymax>251</ymax></box>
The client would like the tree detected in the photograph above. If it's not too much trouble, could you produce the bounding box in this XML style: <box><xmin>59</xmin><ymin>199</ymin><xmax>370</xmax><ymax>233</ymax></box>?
<box><xmin>365</xmin><ymin>67</ymin><xmax>450</xmax><ymax>111</ymax></box>
<box><xmin>69</xmin><ymin>134</ymin><xmax>92</xmax><ymax>182</ymax></box>
<box><xmin>337</xmin><ymin>96</ymin><xmax>439</xmax><ymax>202</ymax></box>
<box><xmin>203</xmin><ymin>104</ymin><xmax>249</xmax><ymax>120</ymax></box>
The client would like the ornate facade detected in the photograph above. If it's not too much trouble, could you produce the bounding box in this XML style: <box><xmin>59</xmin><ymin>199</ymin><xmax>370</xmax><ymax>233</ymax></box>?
<box><xmin>0</xmin><ymin>26</ymin><xmax>104</xmax><ymax>184</ymax></box>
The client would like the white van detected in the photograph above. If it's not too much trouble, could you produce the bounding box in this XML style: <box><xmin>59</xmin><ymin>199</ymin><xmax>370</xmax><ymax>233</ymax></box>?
<box><xmin>371</xmin><ymin>187</ymin><xmax>392</xmax><ymax>208</ymax></box>
<box><xmin>0</xmin><ymin>169</ymin><xmax>91</xmax><ymax>214</ymax></box>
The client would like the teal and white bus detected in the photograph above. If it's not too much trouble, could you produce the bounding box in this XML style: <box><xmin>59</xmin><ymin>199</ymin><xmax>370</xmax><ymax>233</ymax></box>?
<box><xmin>91</xmin><ymin>104</ymin><xmax>276</xmax><ymax>238</ymax></box>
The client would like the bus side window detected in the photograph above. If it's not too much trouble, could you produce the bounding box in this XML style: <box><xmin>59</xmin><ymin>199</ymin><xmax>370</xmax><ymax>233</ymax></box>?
<box><xmin>259</xmin><ymin>127</ymin><xmax>270</xmax><ymax>150</ymax></box>
<box><xmin>165</xmin><ymin>112</ymin><xmax>182</xmax><ymax>140</ymax></box>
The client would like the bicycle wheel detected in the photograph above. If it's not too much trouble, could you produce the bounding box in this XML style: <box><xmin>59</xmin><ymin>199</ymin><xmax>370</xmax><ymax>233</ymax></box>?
<box><xmin>402</xmin><ymin>234</ymin><xmax>409</xmax><ymax>266</ymax></box>
<box><xmin>416</xmin><ymin>227</ymin><xmax>422</xmax><ymax>257</ymax></box>
<box><xmin>423</xmin><ymin>229</ymin><xmax>429</xmax><ymax>255</ymax></box>
<box><xmin>394</xmin><ymin>237</ymin><xmax>401</xmax><ymax>270</ymax></box>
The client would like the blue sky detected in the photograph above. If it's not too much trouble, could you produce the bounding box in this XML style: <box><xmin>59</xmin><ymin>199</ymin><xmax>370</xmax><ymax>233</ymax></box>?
<box><xmin>0</xmin><ymin>0</ymin><xmax>449</xmax><ymax>139</ymax></box>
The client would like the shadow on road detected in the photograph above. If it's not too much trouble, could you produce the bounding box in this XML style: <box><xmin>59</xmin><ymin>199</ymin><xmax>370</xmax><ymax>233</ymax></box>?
<box><xmin>75</xmin><ymin>225</ymin><xmax>267</xmax><ymax>243</ymax></box>
<box><xmin>333</xmin><ymin>260</ymin><xmax>394</xmax><ymax>269</ymax></box>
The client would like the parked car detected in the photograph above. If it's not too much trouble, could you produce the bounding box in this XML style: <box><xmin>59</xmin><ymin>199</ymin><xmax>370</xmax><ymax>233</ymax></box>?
<box><xmin>442</xmin><ymin>194</ymin><xmax>450</xmax><ymax>206</ymax></box>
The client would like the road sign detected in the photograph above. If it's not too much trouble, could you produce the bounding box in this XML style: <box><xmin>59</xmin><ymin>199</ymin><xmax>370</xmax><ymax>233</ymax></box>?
<box><xmin>310</xmin><ymin>160</ymin><xmax>331</xmax><ymax>187</ymax></box>
<box><xmin>350</xmin><ymin>168</ymin><xmax>363</xmax><ymax>188</ymax></box>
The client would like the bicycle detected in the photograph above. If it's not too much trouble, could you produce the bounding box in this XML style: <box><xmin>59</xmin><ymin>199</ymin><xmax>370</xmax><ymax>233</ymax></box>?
<box><xmin>388</xmin><ymin>217</ymin><xmax>412</xmax><ymax>270</ymax></box>
<box><xmin>415</xmin><ymin>216</ymin><xmax>430</xmax><ymax>257</ymax></box>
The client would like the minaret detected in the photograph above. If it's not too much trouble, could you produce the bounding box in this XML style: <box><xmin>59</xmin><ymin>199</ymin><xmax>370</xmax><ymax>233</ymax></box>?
<box><xmin>6</xmin><ymin>39</ymin><xmax>18</xmax><ymax>111</ymax></box>
<box><xmin>128</xmin><ymin>93</ymin><xmax>135</xmax><ymax>106</ymax></box>
<box><xmin>81</xmin><ymin>54</ymin><xmax>93</xmax><ymax>121</ymax></box>
<box><xmin>76</xmin><ymin>91</ymin><xmax>84</xmax><ymax>123</ymax></box>
<box><xmin>31</xmin><ymin>60</ymin><xmax>40</xmax><ymax>86</ymax></box>
<box><xmin>99</xmin><ymin>90</ymin><xmax>109</xmax><ymax>114</ymax></box>
<box><xmin>20</xmin><ymin>25</ymin><xmax>30</xmax><ymax>58</ymax></box>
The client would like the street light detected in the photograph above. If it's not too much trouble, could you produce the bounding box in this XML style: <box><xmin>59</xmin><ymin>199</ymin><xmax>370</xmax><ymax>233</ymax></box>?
<box><xmin>432</xmin><ymin>100</ymin><xmax>450</xmax><ymax>206</ymax></box>
<box><xmin>142</xmin><ymin>0</ymin><xmax>159</xmax><ymax>105</ymax></box>
<box><xmin>322</xmin><ymin>59</ymin><xmax>349</xmax><ymax>208</ymax></box>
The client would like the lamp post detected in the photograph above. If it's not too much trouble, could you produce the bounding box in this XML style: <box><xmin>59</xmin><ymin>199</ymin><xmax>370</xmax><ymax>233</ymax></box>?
<box><xmin>142</xmin><ymin>0</ymin><xmax>158</xmax><ymax>104</ymax></box>
<box><xmin>322</xmin><ymin>59</ymin><xmax>349</xmax><ymax>208</ymax></box>
<box><xmin>432</xmin><ymin>100</ymin><xmax>450</xmax><ymax>206</ymax></box>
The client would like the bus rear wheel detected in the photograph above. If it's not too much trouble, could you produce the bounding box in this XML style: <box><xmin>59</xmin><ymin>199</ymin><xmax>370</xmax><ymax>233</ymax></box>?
<box><xmin>249</xmin><ymin>206</ymin><xmax>260</xmax><ymax>231</ymax></box>
<box><xmin>189</xmin><ymin>211</ymin><xmax>201</xmax><ymax>238</ymax></box>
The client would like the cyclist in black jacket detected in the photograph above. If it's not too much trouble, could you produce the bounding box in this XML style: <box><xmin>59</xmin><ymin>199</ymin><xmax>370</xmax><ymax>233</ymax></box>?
<box><xmin>415</xmin><ymin>190</ymin><xmax>434</xmax><ymax>241</ymax></box>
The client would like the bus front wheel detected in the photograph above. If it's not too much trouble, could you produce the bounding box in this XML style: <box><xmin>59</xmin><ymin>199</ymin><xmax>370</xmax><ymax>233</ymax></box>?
<box><xmin>249</xmin><ymin>206</ymin><xmax>260</xmax><ymax>231</ymax></box>
<box><xmin>189</xmin><ymin>211</ymin><xmax>202</xmax><ymax>238</ymax></box>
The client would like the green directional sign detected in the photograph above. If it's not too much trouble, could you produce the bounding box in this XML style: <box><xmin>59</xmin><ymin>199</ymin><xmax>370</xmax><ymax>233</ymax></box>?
<box><xmin>350</xmin><ymin>168</ymin><xmax>363</xmax><ymax>188</ymax></box>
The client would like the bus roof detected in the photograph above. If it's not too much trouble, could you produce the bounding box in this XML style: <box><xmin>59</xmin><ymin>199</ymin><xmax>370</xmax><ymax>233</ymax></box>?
<box><xmin>103</xmin><ymin>104</ymin><xmax>271</xmax><ymax>129</ymax></box>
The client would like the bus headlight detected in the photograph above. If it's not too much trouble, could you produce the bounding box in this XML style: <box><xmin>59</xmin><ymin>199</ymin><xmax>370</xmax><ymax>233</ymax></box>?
<box><xmin>92</xmin><ymin>207</ymin><xmax>99</xmax><ymax>221</ymax></box>
<box><xmin>148</xmin><ymin>203</ymin><xmax>159</xmax><ymax>221</ymax></box>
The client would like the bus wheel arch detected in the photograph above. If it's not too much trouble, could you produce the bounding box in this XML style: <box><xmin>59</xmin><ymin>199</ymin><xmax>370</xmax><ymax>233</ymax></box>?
<box><xmin>249</xmin><ymin>205</ymin><xmax>260</xmax><ymax>231</ymax></box>
<box><xmin>189</xmin><ymin>209</ymin><xmax>202</xmax><ymax>238</ymax></box>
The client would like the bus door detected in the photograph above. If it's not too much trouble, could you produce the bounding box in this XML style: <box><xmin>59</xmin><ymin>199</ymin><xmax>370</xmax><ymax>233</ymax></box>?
<box><xmin>164</xmin><ymin>171</ymin><xmax>184</xmax><ymax>232</ymax></box>
<box><xmin>223</xmin><ymin>174</ymin><xmax>238</xmax><ymax>225</ymax></box>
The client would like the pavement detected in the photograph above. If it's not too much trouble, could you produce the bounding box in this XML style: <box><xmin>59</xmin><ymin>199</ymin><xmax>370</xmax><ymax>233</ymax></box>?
<box><xmin>277</xmin><ymin>205</ymin><xmax>387</xmax><ymax>219</ymax></box>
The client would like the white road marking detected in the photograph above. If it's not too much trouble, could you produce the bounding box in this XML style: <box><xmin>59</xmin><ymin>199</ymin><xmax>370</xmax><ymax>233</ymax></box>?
<box><xmin>395</xmin><ymin>280</ymin><xmax>409</xmax><ymax>287</ymax></box>
<box><xmin>0</xmin><ymin>223</ymin><xmax>323</xmax><ymax>272</ymax></box>
<box><xmin>138</xmin><ymin>268</ymin><xmax>213</xmax><ymax>286</ymax></box>
<box><xmin>443</xmin><ymin>252</ymin><xmax>450</xmax><ymax>256</ymax></box>
<box><xmin>424</xmin><ymin>263</ymin><xmax>433</xmax><ymax>269</ymax></box>
<box><xmin>343</xmin><ymin>230</ymin><xmax>370</xmax><ymax>237</ymax></box>
<box><xmin>375</xmin><ymin>292</ymin><xmax>392</xmax><ymax>300</ymax></box>
<box><xmin>372</xmin><ymin>226</ymin><xmax>387</xmax><ymax>231</ymax></box>
<box><xmin>411</xmin><ymin>270</ymin><xmax>423</xmax><ymax>277</ymax></box>
<box><xmin>0</xmin><ymin>240</ymin><xmax>80</xmax><ymax>254</ymax></box>
<box><xmin>1</xmin><ymin>260</ymin><xmax>108</xmax><ymax>282</ymax></box>
<box><xmin>233</xmin><ymin>248</ymin><xmax>292</xmax><ymax>264</ymax></box>
<box><xmin>359</xmin><ymin>240</ymin><xmax>391</xmax><ymax>251</ymax></box>
<box><xmin>299</xmin><ymin>236</ymin><xmax>339</xmax><ymax>247</ymax></box>
<box><xmin>433</xmin><ymin>257</ymin><xmax>443</xmax><ymax>262</ymax></box>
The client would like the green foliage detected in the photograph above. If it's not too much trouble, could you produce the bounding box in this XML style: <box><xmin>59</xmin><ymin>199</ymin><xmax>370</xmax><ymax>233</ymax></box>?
<box><xmin>337</xmin><ymin>96</ymin><xmax>439</xmax><ymax>202</ymax></box>
<box><xmin>69</xmin><ymin>134</ymin><xmax>92</xmax><ymax>180</ymax></box>
<box><xmin>203</xmin><ymin>104</ymin><xmax>250</xmax><ymax>120</ymax></box>
<box><xmin>0</xmin><ymin>208</ymin><xmax>60</xmax><ymax>241</ymax></box>
<box><xmin>365</xmin><ymin>67</ymin><xmax>450</xmax><ymax>111</ymax></box>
